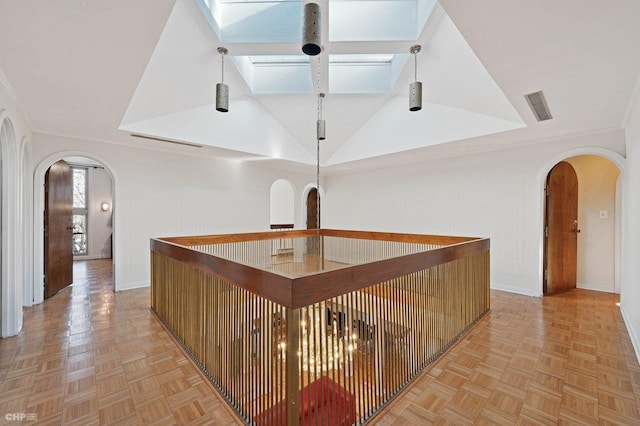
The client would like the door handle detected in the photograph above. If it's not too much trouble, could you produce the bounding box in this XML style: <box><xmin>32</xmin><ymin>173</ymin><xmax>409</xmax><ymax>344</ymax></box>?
<box><xmin>573</xmin><ymin>220</ymin><xmax>581</xmax><ymax>235</ymax></box>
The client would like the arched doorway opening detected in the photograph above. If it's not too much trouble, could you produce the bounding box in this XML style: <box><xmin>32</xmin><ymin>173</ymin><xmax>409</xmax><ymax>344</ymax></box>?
<box><xmin>0</xmin><ymin>116</ymin><xmax>21</xmax><ymax>337</ymax></box>
<box><xmin>34</xmin><ymin>153</ymin><xmax>116</xmax><ymax>305</ymax></box>
<box><xmin>270</xmin><ymin>179</ymin><xmax>295</xmax><ymax>230</ymax></box>
<box><xmin>543</xmin><ymin>154</ymin><xmax>622</xmax><ymax>295</ymax></box>
<box><xmin>270</xmin><ymin>179</ymin><xmax>295</xmax><ymax>258</ymax></box>
<box><xmin>306</xmin><ymin>187</ymin><xmax>319</xmax><ymax>230</ymax></box>
<box><xmin>306</xmin><ymin>187</ymin><xmax>320</xmax><ymax>255</ymax></box>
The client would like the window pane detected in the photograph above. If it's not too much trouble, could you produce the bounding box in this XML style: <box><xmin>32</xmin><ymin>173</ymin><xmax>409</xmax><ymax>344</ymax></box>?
<box><xmin>72</xmin><ymin>214</ymin><xmax>87</xmax><ymax>255</ymax></box>
<box><xmin>73</xmin><ymin>168</ymin><xmax>86</xmax><ymax>208</ymax></box>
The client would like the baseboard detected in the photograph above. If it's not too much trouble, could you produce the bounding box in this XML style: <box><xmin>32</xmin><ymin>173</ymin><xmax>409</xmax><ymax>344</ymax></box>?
<box><xmin>620</xmin><ymin>306</ymin><xmax>640</xmax><ymax>365</ymax></box>
<box><xmin>490</xmin><ymin>284</ymin><xmax>541</xmax><ymax>298</ymax></box>
<box><xmin>576</xmin><ymin>283</ymin><xmax>616</xmax><ymax>293</ymax></box>
<box><xmin>73</xmin><ymin>255</ymin><xmax>112</xmax><ymax>261</ymax></box>
<box><xmin>116</xmin><ymin>281</ymin><xmax>150</xmax><ymax>292</ymax></box>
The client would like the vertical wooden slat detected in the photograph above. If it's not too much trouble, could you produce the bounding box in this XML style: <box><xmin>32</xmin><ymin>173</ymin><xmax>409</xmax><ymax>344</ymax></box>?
<box><xmin>150</xmin><ymin>233</ymin><xmax>490</xmax><ymax>426</ymax></box>
<box><xmin>285</xmin><ymin>308</ymin><xmax>300</xmax><ymax>426</ymax></box>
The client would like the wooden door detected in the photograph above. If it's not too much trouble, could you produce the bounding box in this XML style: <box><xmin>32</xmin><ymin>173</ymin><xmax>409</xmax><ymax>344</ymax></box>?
<box><xmin>544</xmin><ymin>161</ymin><xmax>579</xmax><ymax>295</ymax></box>
<box><xmin>44</xmin><ymin>160</ymin><xmax>73</xmax><ymax>298</ymax></box>
<box><xmin>306</xmin><ymin>188</ymin><xmax>319</xmax><ymax>255</ymax></box>
<box><xmin>306</xmin><ymin>188</ymin><xmax>319</xmax><ymax>230</ymax></box>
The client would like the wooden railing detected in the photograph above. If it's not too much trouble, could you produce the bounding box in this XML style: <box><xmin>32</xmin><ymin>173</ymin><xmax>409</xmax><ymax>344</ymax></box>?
<box><xmin>151</xmin><ymin>229</ymin><xmax>490</xmax><ymax>425</ymax></box>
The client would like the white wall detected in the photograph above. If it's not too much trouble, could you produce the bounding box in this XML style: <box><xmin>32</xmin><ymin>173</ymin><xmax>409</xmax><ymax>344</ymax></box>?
<box><xmin>566</xmin><ymin>155</ymin><xmax>619</xmax><ymax>292</ymax></box>
<box><xmin>89</xmin><ymin>167</ymin><xmax>113</xmax><ymax>258</ymax></box>
<box><xmin>623</xmin><ymin>89</ymin><xmax>640</xmax><ymax>361</ymax></box>
<box><xmin>31</xmin><ymin>133</ymin><xmax>316</xmax><ymax>293</ymax></box>
<box><xmin>270</xmin><ymin>179</ymin><xmax>295</xmax><ymax>225</ymax></box>
<box><xmin>323</xmin><ymin>129</ymin><xmax>626</xmax><ymax>297</ymax></box>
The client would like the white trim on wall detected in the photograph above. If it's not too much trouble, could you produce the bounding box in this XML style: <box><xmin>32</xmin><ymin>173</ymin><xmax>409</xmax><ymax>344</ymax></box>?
<box><xmin>20</xmin><ymin>136</ymin><xmax>33</xmax><ymax>307</ymax></box>
<box><xmin>0</xmin><ymin>113</ymin><xmax>22</xmax><ymax>337</ymax></box>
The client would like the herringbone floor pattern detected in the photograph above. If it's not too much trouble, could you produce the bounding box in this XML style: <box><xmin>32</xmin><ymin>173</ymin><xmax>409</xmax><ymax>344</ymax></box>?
<box><xmin>1</xmin><ymin>259</ymin><xmax>639</xmax><ymax>425</ymax></box>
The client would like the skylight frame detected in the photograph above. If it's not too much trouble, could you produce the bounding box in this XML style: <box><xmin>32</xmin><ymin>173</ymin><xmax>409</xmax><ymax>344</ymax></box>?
<box><xmin>198</xmin><ymin>0</ymin><xmax>435</xmax><ymax>94</ymax></box>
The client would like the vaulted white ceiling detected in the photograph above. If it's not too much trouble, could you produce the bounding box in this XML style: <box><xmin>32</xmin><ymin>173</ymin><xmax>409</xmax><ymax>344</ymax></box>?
<box><xmin>1</xmin><ymin>0</ymin><xmax>640</xmax><ymax>174</ymax></box>
<box><xmin>119</xmin><ymin>0</ymin><xmax>525</xmax><ymax>166</ymax></box>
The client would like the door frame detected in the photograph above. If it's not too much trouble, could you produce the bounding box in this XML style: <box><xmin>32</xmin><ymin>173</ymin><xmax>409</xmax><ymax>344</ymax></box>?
<box><xmin>33</xmin><ymin>151</ymin><xmax>118</xmax><ymax>305</ymax></box>
<box><xmin>537</xmin><ymin>148</ymin><xmax>626</xmax><ymax>297</ymax></box>
<box><xmin>0</xmin><ymin>113</ymin><xmax>22</xmax><ymax>337</ymax></box>
<box><xmin>543</xmin><ymin>161</ymin><xmax>579</xmax><ymax>295</ymax></box>
<box><xmin>301</xmin><ymin>183</ymin><xmax>324</xmax><ymax>229</ymax></box>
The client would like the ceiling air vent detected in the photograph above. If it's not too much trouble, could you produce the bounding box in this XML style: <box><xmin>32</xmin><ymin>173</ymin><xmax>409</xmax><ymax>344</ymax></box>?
<box><xmin>524</xmin><ymin>90</ymin><xmax>553</xmax><ymax>121</ymax></box>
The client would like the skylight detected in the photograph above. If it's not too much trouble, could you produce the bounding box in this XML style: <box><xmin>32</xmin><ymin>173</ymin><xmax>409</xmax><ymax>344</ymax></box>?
<box><xmin>203</xmin><ymin>0</ymin><xmax>302</xmax><ymax>43</ymax></box>
<box><xmin>329</xmin><ymin>0</ymin><xmax>436</xmax><ymax>42</ymax></box>
<box><xmin>198</xmin><ymin>0</ymin><xmax>436</xmax><ymax>94</ymax></box>
<box><xmin>329</xmin><ymin>54</ymin><xmax>408</xmax><ymax>94</ymax></box>
<box><xmin>232</xmin><ymin>55</ymin><xmax>312</xmax><ymax>94</ymax></box>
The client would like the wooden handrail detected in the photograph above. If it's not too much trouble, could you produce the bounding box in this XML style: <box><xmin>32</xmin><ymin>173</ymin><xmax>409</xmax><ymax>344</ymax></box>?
<box><xmin>151</xmin><ymin>229</ymin><xmax>489</xmax><ymax>309</ymax></box>
<box><xmin>158</xmin><ymin>228</ymin><xmax>478</xmax><ymax>247</ymax></box>
<box><xmin>150</xmin><ymin>228</ymin><xmax>490</xmax><ymax>425</ymax></box>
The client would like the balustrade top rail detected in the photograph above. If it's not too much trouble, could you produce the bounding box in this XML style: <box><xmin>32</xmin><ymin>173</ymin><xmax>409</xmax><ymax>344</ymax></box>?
<box><xmin>151</xmin><ymin>228</ymin><xmax>489</xmax><ymax>309</ymax></box>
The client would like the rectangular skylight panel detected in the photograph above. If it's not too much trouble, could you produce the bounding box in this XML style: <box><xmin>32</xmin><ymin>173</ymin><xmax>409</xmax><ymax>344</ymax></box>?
<box><xmin>329</xmin><ymin>61</ymin><xmax>392</xmax><ymax>94</ymax></box>
<box><xmin>329</xmin><ymin>0</ymin><xmax>419</xmax><ymax>41</ymax></box>
<box><xmin>218</xmin><ymin>0</ymin><xmax>302</xmax><ymax>43</ymax></box>
<box><xmin>252</xmin><ymin>63</ymin><xmax>313</xmax><ymax>94</ymax></box>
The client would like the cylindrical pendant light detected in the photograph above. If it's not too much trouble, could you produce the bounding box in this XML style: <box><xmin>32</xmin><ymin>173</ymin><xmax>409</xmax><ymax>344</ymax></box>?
<box><xmin>409</xmin><ymin>45</ymin><xmax>422</xmax><ymax>112</ymax></box>
<box><xmin>317</xmin><ymin>93</ymin><xmax>326</xmax><ymax>140</ymax></box>
<box><xmin>317</xmin><ymin>119</ymin><xmax>326</xmax><ymax>140</ymax></box>
<box><xmin>216</xmin><ymin>47</ymin><xmax>229</xmax><ymax>112</ymax></box>
<box><xmin>302</xmin><ymin>3</ymin><xmax>322</xmax><ymax>56</ymax></box>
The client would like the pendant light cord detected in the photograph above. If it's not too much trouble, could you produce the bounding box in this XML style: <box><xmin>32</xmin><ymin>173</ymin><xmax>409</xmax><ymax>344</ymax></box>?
<box><xmin>221</xmin><ymin>52</ymin><xmax>225</xmax><ymax>84</ymax></box>
<box><xmin>316</xmin><ymin>94</ymin><xmax>321</xmax><ymax>230</ymax></box>
<box><xmin>414</xmin><ymin>51</ymin><xmax>417</xmax><ymax>83</ymax></box>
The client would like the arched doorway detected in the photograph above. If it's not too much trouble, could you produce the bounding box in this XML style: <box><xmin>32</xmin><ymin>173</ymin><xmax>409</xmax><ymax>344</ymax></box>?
<box><xmin>543</xmin><ymin>154</ymin><xmax>622</xmax><ymax>295</ymax></box>
<box><xmin>306</xmin><ymin>187</ymin><xmax>320</xmax><ymax>255</ymax></box>
<box><xmin>306</xmin><ymin>188</ymin><xmax>319</xmax><ymax>230</ymax></box>
<box><xmin>544</xmin><ymin>161</ymin><xmax>579</xmax><ymax>295</ymax></box>
<box><xmin>270</xmin><ymin>179</ymin><xmax>295</xmax><ymax>229</ymax></box>
<box><xmin>34</xmin><ymin>153</ymin><xmax>116</xmax><ymax>305</ymax></box>
<box><xmin>0</xmin><ymin>116</ymin><xmax>21</xmax><ymax>337</ymax></box>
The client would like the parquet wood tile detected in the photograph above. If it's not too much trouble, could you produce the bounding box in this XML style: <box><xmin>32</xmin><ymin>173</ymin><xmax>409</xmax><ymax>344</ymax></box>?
<box><xmin>373</xmin><ymin>288</ymin><xmax>640</xmax><ymax>425</ymax></box>
<box><xmin>2</xmin><ymin>260</ymin><xmax>640</xmax><ymax>424</ymax></box>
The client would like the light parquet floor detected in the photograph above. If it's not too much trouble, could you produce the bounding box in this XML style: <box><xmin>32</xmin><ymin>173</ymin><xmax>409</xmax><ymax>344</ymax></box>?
<box><xmin>1</xmin><ymin>260</ymin><xmax>639</xmax><ymax>425</ymax></box>
<box><xmin>374</xmin><ymin>289</ymin><xmax>640</xmax><ymax>425</ymax></box>
<box><xmin>0</xmin><ymin>260</ymin><xmax>240</xmax><ymax>426</ymax></box>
